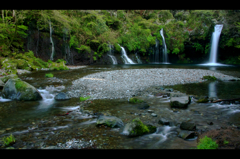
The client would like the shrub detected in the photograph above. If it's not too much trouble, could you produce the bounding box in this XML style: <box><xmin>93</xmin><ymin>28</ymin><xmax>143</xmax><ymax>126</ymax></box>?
<box><xmin>197</xmin><ymin>136</ymin><xmax>218</xmax><ymax>149</ymax></box>
<box><xmin>45</xmin><ymin>73</ymin><xmax>54</xmax><ymax>78</ymax></box>
<box><xmin>1</xmin><ymin>134</ymin><xmax>15</xmax><ymax>147</ymax></box>
<box><xmin>80</xmin><ymin>96</ymin><xmax>91</xmax><ymax>101</ymax></box>
<box><xmin>203</xmin><ymin>76</ymin><xmax>217</xmax><ymax>81</ymax></box>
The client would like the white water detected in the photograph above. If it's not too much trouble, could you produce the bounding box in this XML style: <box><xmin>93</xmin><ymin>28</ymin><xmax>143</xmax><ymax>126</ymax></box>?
<box><xmin>49</xmin><ymin>21</ymin><xmax>54</xmax><ymax>61</ymax></box>
<box><xmin>107</xmin><ymin>44</ymin><xmax>117</xmax><ymax>64</ymax></box>
<box><xmin>201</xmin><ymin>24</ymin><xmax>224</xmax><ymax>66</ymax></box>
<box><xmin>160</xmin><ymin>28</ymin><xmax>169</xmax><ymax>64</ymax></box>
<box><xmin>0</xmin><ymin>96</ymin><xmax>12</xmax><ymax>102</ymax></box>
<box><xmin>154</xmin><ymin>39</ymin><xmax>160</xmax><ymax>62</ymax></box>
<box><xmin>135</xmin><ymin>52</ymin><xmax>142</xmax><ymax>64</ymax></box>
<box><xmin>119</xmin><ymin>45</ymin><xmax>135</xmax><ymax>64</ymax></box>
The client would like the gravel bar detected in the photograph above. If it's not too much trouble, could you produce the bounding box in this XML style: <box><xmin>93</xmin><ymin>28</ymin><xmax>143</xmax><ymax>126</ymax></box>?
<box><xmin>67</xmin><ymin>68</ymin><xmax>240</xmax><ymax>100</ymax></box>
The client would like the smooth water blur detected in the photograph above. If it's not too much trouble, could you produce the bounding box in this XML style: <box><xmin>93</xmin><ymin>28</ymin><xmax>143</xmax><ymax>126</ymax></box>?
<box><xmin>0</xmin><ymin>63</ymin><xmax>240</xmax><ymax>149</ymax></box>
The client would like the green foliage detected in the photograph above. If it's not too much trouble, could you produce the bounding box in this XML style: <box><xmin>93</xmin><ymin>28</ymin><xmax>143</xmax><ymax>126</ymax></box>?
<box><xmin>197</xmin><ymin>136</ymin><xmax>218</xmax><ymax>149</ymax></box>
<box><xmin>80</xmin><ymin>96</ymin><xmax>91</xmax><ymax>101</ymax></box>
<box><xmin>45</xmin><ymin>73</ymin><xmax>54</xmax><ymax>78</ymax></box>
<box><xmin>56</xmin><ymin>59</ymin><xmax>67</xmax><ymax>64</ymax></box>
<box><xmin>48</xmin><ymin>60</ymin><xmax>53</xmax><ymax>63</ymax></box>
<box><xmin>224</xmin><ymin>140</ymin><xmax>229</xmax><ymax>144</ymax></box>
<box><xmin>203</xmin><ymin>76</ymin><xmax>217</xmax><ymax>81</ymax></box>
<box><xmin>0</xmin><ymin>134</ymin><xmax>15</xmax><ymax>147</ymax></box>
<box><xmin>76</xmin><ymin>45</ymin><xmax>91</xmax><ymax>53</ymax></box>
<box><xmin>223</xmin><ymin>56</ymin><xmax>240</xmax><ymax>64</ymax></box>
<box><xmin>205</xmin><ymin>43</ymin><xmax>210</xmax><ymax>54</ymax></box>
<box><xmin>69</xmin><ymin>35</ymin><xmax>78</xmax><ymax>48</ymax></box>
<box><xmin>129</xmin><ymin>97</ymin><xmax>144</xmax><ymax>104</ymax></box>
<box><xmin>172</xmin><ymin>48</ymin><xmax>180</xmax><ymax>54</ymax></box>
<box><xmin>193</xmin><ymin>43</ymin><xmax>204</xmax><ymax>53</ymax></box>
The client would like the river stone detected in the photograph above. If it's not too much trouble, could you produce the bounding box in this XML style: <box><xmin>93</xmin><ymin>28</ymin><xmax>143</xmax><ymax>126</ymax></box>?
<box><xmin>96</xmin><ymin>116</ymin><xmax>124</xmax><ymax>128</ymax></box>
<box><xmin>158</xmin><ymin>118</ymin><xmax>170</xmax><ymax>125</ymax></box>
<box><xmin>170</xmin><ymin>93</ymin><xmax>190</xmax><ymax>108</ymax></box>
<box><xmin>54</xmin><ymin>92</ymin><xmax>70</xmax><ymax>101</ymax></box>
<box><xmin>151</xmin><ymin>113</ymin><xmax>157</xmax><ymax>117</ymax></box>
<box><xmin>137</xmin><ymin>103</ymin><xmax>150</xmax><ymax>109</ymax></box>
<box><xmin>178</xmin><ymin>130</ymin><xmax>195</xmax><ymax>140</ymax></box>
<box><xmin>121</xmin><ymin>118</ymin><xmax>150</xmax><ymax>137</ymax></box>
<box><xmin>2</xmin><ymin>78</ymin><xmax>42</xmax><ymax>101</ymax></box>
<box><xmin>180</xmin><ymin>122</ymin><xmax>196</xmax><ymax>131</ymax></box>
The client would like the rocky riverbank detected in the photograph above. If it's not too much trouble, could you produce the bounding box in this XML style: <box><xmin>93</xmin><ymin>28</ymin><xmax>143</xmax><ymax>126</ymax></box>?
<box><xmin>67</xmin><ymin>68</ymin><xmax>240</xmax><ymax>100</ymax></box>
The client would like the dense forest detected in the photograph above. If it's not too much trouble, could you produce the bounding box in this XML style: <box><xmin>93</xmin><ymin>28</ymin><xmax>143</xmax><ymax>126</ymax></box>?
<box><xmin>1</xmin><ymin>10</ymin><xmax>240</xmax><ymax>73</ymax></box>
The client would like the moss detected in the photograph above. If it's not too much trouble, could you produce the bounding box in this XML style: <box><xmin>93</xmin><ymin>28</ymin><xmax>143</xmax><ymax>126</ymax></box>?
<box><xmin>197</xmin><ymin>136</ymin><xmax>218</xmax><ymax>149</ymax></box>
<box><xmin>45</xmin><ymin>73</ymin><xmax>54</xmax><ymax>78</ymax></box>
<box><xmin>203</xmin><ymin>76</ymin><xmax>217</xmax><ymax>81</ymax></box>
<box><xmin>129</xmin><ymin>118</ymin><xmax>149</xmax><ymax>136</ymax></box>
<box><xmin>196</xmin><ymin>98</ymin><xmax>209</xmax><ymax>103</ymax></box>
<box><xmin>15</xmin><ymin>80</ymin><xmax>28</xmax><ymax>92</ymax></box>
<box><xmin>129</xmin><ymin>97</ymin><xmax>144</xmax><ymax>104</ymax></box>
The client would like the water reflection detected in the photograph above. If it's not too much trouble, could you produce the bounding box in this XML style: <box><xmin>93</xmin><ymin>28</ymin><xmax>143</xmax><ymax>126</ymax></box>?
<box><xmin>208</xmin><ymin>82</ymin><xmax>217</xmax><ymax>98</ymax></box>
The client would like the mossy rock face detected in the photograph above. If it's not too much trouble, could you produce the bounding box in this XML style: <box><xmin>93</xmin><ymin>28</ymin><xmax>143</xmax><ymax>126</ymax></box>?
<box><xmin>14</xmin><ymin>59</ymin><xmax>28</xmax><ymax>69</ymax></box>
<box><xmin>49</xmin><ymin>61</ymin><xmax>68</xmax><ymax>71</ymax></box>
<box><xmin>129</xmin><ymin>97</ymin><xmax>144</xmax><ymax>104</ymax></box>
<box><xmin>122</xmin><ymin>118</ymin><xmax>150</xmax><ymax>137</ymax></box>
<box><xmin>2</xmin><ymin>79</ymin><xmax>42</xmax><ymax>101</ymax></box>
<box><xmin>196</xmin><ymin>98</ymin><xmax>209</xmax><ymax>103</ymax></box>
<box><xmin>1</xmin><ymin>58</ymin><xmax>17</xmax><ymax>74</ymax></box>
<box><xmin>96</xmin><ymin>116</ymin><xmax>124</xmax><ymax>128</ymax></box>
<box><xmin>203</xmin><ymin>76</ymin><xmax>217</xmax><ymax>81</ymax></box>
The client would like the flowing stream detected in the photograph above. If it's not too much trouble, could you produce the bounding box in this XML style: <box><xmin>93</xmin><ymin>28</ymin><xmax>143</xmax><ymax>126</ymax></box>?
<box><xmin>0</xmin><ymin>64</ymin><xmax>240</xmax><ymax>149</ymax></box>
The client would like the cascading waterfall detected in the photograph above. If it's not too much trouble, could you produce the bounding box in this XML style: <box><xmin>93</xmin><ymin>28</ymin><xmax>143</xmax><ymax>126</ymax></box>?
<box><xmin>135</xmin><ymin>52</ymin><xmax>142</xmax><ymax>64</ymax></box>
<box><xmin>209</xmin><ymin>24</ymin><xmax>223</xmax><ymax>64</ymax></box>
<box><xmin>119</xmin><ymin>45</ymin><xmax>135</xmax><ymax>64</ymax></box>
<box><xmin>107</xmin><ymin>44</ymin><xmax>117</xmax><ymax>64</ymax></box>
<box><xmin>160</xmin><ymin>28</ymin><xmax>169</xmax><ymax>63</ymax></box>
<box><xmin>36</xmin><ymin>26</ymin><xmax>39</xmax><ymax>57</ymax></box>
<box><xmin>49</xmin><ymin>21</ymin><xmax>54</xmax><ymax>61</ymax></box>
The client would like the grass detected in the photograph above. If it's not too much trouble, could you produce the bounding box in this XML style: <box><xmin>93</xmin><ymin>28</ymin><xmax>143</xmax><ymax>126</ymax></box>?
<box><xmin>80</xmin><ymin>96</ymin><xmax>91</xmax><ymax>101</ymax></box>
<box><xmin>45</xmin><ymin>73</ymin><xmax>54</xmax><ymax>78</ymax></box>
<box><xmin>197</xmin><ymin>136</ymin><xmax>218</xmax><ymax>149</ymax></box>
<box><xmin>203</xmin><ymin>76</ymin><xmax>217</xmax><ymax>81</ymax></box>
<box><xmin>0</xmin><ymin>134</ymin><xmax>15</xmax><ymax>147</ymax></box>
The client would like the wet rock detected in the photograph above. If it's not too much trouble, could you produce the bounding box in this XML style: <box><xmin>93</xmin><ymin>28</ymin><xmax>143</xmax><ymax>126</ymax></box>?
<box><xmin>151</xmin><ymin>113</ymin><xmax>157</xmax><ymax>117</ymax></box>
<box><xmin>170</xmin><ymin>93</ymin><xmax>190</xmax><ymax>108</ymax></box>
<box><xmin>96</xmin><ymin>116</ymin><xmax>124</xmax><ymax>128</ymax></box>
<box><xmin>158</xmin><ymin>118</ymin><xmax>170</xmax><ymax>125</ymax></box>
<box><xmin>147</xmin><ymin>110</ymin><xmax>154</xmax><ymax>113</ymax></box>
<box><xmin>180</xmin><ymin>122</ymin><xmax>196</xmax><ymax>131</ymax></box>
<box><xmin>147</xmin><ymin>125</ymin><xmax>157</xmax><ymax>133</ymax></box>
<box><xmin>178</xmin><ymin>130</ymin><xmax>195</xmax><ymax>140</ymax></box>
<box><xmin>196</xmin><ymin>96</ymin><xmax>209</xmax><ymax>103</ymax></box>
<box><xmin>0</xmin><ymin>79</ymin><xmax>4</xmax><ymax>88</ymax></box>
<box><xmin>2</xmin><ymin>78</ymin><xmax>42</xmax><ymax>101</ymax></box>
<box><xmin>165</xmin><ymin>88</ymin><xmax>174</xmax><ymax>92</ymax></box>
<box><xmin>137</xmin><ymin>103</ymin><xmax>150</xmax><ymax>109</ymax></box>
<box><xmin>121</xmin><ymin>118</ymin><xmax>151</xmax><ymax>137</ymax></box>
<box><xmin>207</xmin><ymin>122</ymin><xmax>213</xmax><ymax>125</ymax></box>
<box><xmin>54</xmin><ymin>92</ymin><xmax>70</xmax><ymax>101</ymax></box>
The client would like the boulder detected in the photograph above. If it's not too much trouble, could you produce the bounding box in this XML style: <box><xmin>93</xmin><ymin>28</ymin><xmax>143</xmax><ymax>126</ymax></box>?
<box><xmin>2</xmin><ymin>78</ymin><xmax>42</xmax><ymax>101</ymax></box>
<box><xmin>0</xmin><ymin>79</ymin><xmax>4</xmax><ymax>88</ymax></box>
<box><xmin>121</xmin><ymin>118</ymin><xmax>151</xmax><ymax>137</ymax></box>
<box><xmin>180</xmin><ymin>122</ymin><xmax>196</xmax><ymax>131</ymax></box>
<box><xmin>136</xmin><ymin>103</ymin><xmax>150</xmax><ymax>109</ymax></box>
<box><xmin>178</xmin><ymin>130</ymin><xmax>195</xmax><ymax>140</ymax></box>
<box><xmin>96</xmin><ymin>116</ymin><xmax>124</xmax><ymax>128</ymax></box>
<box><xmin>170</xmin><ymin>93</ymin><xmax>191</xmax><ymax>108</ymax></box>
<box><xmin>54</xmin><ymin>92</ymin><xmax>70</xmax><ymax>101</ymax></box>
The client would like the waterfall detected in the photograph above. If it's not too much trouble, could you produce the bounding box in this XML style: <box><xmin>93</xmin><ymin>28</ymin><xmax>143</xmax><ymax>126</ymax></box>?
<box><xmin>160</xmin><ymin>28</ymin><xmax>169</xmax><ymax>63</ymax></box>
<box><xmin>49</xmin><ymin>21</ymin><xmax>54</xmax><ymax>61</ymax></box>
<box><xmin>36</xmin><ymin>26</ymin><xmax>39</xmax><ymax>57</ymax></box>
<box><xmin>119</xmin><ymin>45</ymin><xmax>135</xmax><ymax>64</ymax></box>
<box><xmin>155</xmin><ymin>39</ymin><xmax>160</xmax><ymax>63</ymax></box>
<box><xmin>209</xmin><ymin>24</ymin><xmax>223</xmax><ymax>64</ymax></box>
<box><xmin>135</xmin><ymin>52</ymin><xmax>142</xmax><ymax>64</ymax></box>
<box><xmin>107</xmin><ymin>44</ymin><xmax>117</xmax><ymax>64</ymax></box>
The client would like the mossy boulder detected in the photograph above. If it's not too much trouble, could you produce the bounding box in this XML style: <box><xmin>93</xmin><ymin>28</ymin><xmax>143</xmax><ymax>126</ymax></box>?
<box><xmin>122</xmin><ymin>118</ymin><xmax>151</xmax><ymax>137</ymax></box>
<box><xmin>0</xmin><ymin>74</ymin><xmax>19</xmax><ymax>83</ymax></box>
<box><xmin>2</xmin><ymin>78</ymin><xmax>42</xmax><ymax>101</ymax></box>
<box><xmin>1</xmin><ymin>58</ymin><xmax>17</xmax><ymax>74</ymax></box>
<box><xmin>96</xmin><ymin>116</ymin><xmax>124</xmax><ymax>128</ymax></box>
<box><xmin>196</xmin><ymin>96</ymin><xmax>209</xmax><ymax>103</ymax></box>
<box><xmin>49</xmin><ymin>61</ymin><xmax>68</xmax><ymax>70</ymax></box>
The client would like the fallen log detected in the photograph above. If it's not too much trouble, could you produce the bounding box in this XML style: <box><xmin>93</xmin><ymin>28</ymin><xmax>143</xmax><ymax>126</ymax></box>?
<box><xmin>211</xmin><ymin>98</ymin><xmax>240</xmax><ymax>103</ymax></box>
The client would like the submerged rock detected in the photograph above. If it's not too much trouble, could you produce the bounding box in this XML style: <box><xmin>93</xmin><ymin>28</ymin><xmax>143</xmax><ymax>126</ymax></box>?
<box><xmin>54</xmin><ymin>92</ymin><xmax>70</xmax><ymax>101</ymax></box>
<box><xmin>137</xmin><ymin>103</ymin><xmax>150</xmax><ymax>109</ymax></box>
<box><xmin>180</xmin><ymin>122</ymin><xmax>196</xmax><ymax>131</ymax></box>
<box><xmin>96</xmin><ymin>116</ymin><xmax>124</xmax><ymax>128</ymax></box>
<box><xmin>158</xmin><ymin>118</ymin><xmax>170</xmax><ymax>125</ymax></box>
<box><xmin>178</xmin><ymin>130</ymin><xmax>195</xmax><ymax>140</ymax></box>
<box><xmin>2</xmin><ymin>78</ymin><xmax>42</xmax><ymax>101</ymax></box>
